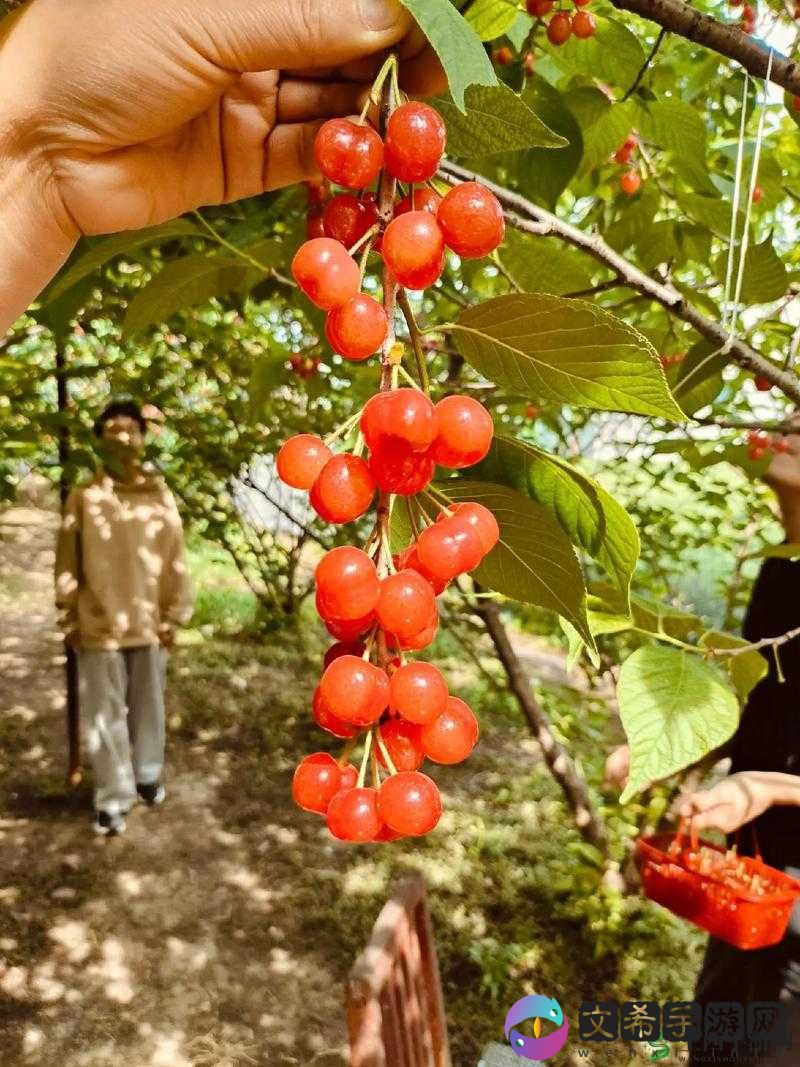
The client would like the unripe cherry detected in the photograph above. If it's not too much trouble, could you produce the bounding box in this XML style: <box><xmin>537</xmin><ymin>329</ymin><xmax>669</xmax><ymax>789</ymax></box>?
<box><xmin>361</xmin><ymin>388</ymin><xmax>438</xmax><ymax>453</ymax></box>
<box><xmin>276</xmin><ymin>434</ymin><xmax>332</xmax><ymax>490</ymax></box>
<box><xmin>314</xmin><ymin>119</ymin><xmax>383</xmax><ymax>188</ymax></box>
<box><xmin>547</xmin><ymin>12</ymin><xmax>573</xmax><ymax>44</ymax></box>
<box><xmin>377</xmin><ymin>719</ymin><xmax>425</xmax><ymax>772</ymax></box>
<box><xmin>323</xmin><ymin>193</ymin><xmax>378</xmax><ymax>247</ymax></box>
<box><xmin>395</xmin><ymin>188</ymin><xmax>442</xmax><ymax>217</ymax></box>
<box><xmin>431</xmin><ymin>395</ymin><xmax>494</xmax><ymax>469</ymax></box>
<box><xmin>384</xmin><ymin>102</ymin><xmax>447</xmax><ymax>183</ymax></box>
<box><xmin>416</xmin><ymin>516</ymin><xmax>484</xmax><ymax>582</ymax></box>
<box><xmin>437</xmin><ymin>182</ymin><xmax>505</xmax><ymax>259</ymax></box>
<box><xmin>326</xmin><ymin>295</ymin><xmax>388</xmax><ymax>362</ymax></box>
<box><xmin>369</xmin><ymin>438</ymin><xmax>436</xmax><ymax>496</ymax></box>
<box><xmin>376</xmin><ymin>570</ymin><xmax>437</xmax><ymax>641</ymax></box>
<box><xmin>292</xmin><ymin>753</ymin><xmax>342</xmax><ymax>813</ymax></box>
<box><xmin>383</xmin><ymin>211</ymin><xmax>445</xmax><ymax>290</ymax></box>
<box><xmin>389</xmin><ymin>661</ymin><xmax>449</xmax><ymax>725</ymax></box>
<box><xmin>318</xmin><ymin>655</ymin><xmax>388</xmax><ymax>726</ymax></box>
<box><xmin>310</xmin><ymin>454</ymin><xmax>375</xmax><ymax>524</ymax></box>
<box><xmin>292</xmin><ymin>238</ymin><xmax>360</xmax><ymax>310</ymax></box>
<box><xmin>421</xmin><ymin>696</ymin><xmax>479</xmax><ymax>764</ymax></box>
<box><xmin>378</xmin><ymin>772</ymin><xmax>442</xmax><ymax>836</ymax></box>
<box><xmin>312</xmin><ymin>686</ymin><xmax>358</xmax><ymax>739</ymax></box>
<box><xmin>572</xmin><ymin>10</ymin><xmax>596</xmax><ymax>37</ymax></box>
<box><xmin>316</xmin><ymin>547</ymin><xmax>380</xmax><ymax>621</ymax></box>
<box><xmin>327</xmin><ymin>786</ymin><xmax>382</xmax><ymax>842</ymax></box>
<box><xmin>439</xmin><ymin>502</ymin><xmax>499</xmax><ymax>554</ymax></box>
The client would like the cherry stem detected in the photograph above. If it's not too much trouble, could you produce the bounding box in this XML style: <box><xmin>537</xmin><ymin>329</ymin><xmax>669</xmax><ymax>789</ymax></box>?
<box><xmin>348</xmin><ymin>223</ymin><xmax>380</xmax><ymax>258</ymax></box>
<box><xmin>324</xmin><ymin>407</ymin><xmax>363</xmax><ymax>447</ymax></box>
<box><xmin>370</xmin><ymin>747</ymin><xmax>381</xmax><ymax>790</ymax></box>
<box><xmin>338</xmin><ymin>734</ymin><xmax>361</xmax><ymax>767</ymax></box>
<box><xmin>375</xmin><ymin>729</ymin><xmax>399</xmax><ymax>777</ymax></box>
<box><xmin>357</xmin><ymin>729</ymin><xmax>374</xmax><ymax>789</ymax></box>
<box><xmin>397</xmin><ymin>288</ymin><xmax>430</xmax><ymax>392</ymax></box>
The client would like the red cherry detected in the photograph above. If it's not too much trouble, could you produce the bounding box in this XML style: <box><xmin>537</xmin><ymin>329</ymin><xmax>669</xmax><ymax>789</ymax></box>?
<box><xmin>378</xmin><ymin>771</ymin><xmax>442</xmax><ymax>837</ymax></box>
<box><xmin>437</xmin><ymin>183</ymin><xmax>505</xmax><ymax>260</ymax></box>
<box><xmin>441</xmin><ymin>502</ymin><xmax>499</xmax><ymax>554</ymax></box>
<box><xmin>749</xmin><ymin>446</ymin><xmax>766</xmax><ymax>461</ymax></box>
<box><xmin>291</xmin><ymin>238</ymin><xmax>360</xmax><ymax>310</ymax></box>
<box><xmin>318</xmin><ymin>655</ymin><xmax>388</xmax><ymax>726</ymax></box>
<box><xmin>361</xmin><ymin>388</ymin><xmax>438</xmax><ymax>453</ymax></box>
<box><xmin>416</xmin><ymin>516</ymin><xmax>484</xmax><ymax>582</ymax></box>
<box><xmin>376</xmin><ymin>570</ymin><xmax>436</xmax><ymax>641</ymax></box>
<box><xmin>323</xmin><ymin>193</ymin><xmax>379</xmax><ymax>247</ymax></box>
<box><xmin>421</xmin><ymin>696</ymin><xmax>479</xmax><ymax>764</ymax></box>
<box><xmin>339</xmin><ymin>764</ymin><xmax>359</xmax><ymax>792</ymax></box>
<box><xmin>742</xmin><ymin>2</ymin><xmax>755</xmax><ymax>18</ymax></box>
<box><xmin>327</xmin><ymin>786</ymin><xmax>382</xmax><ymax>842</ymax></box>
<box><xmin>382</xmin><ymin>212</ymin><xmax>445</xmax><ymax>290</ymax></box>
<box><xmin>794</xmin><ymin>96</ymin><xmax>800</xmax><ymax>112</ymax></box>
<box><xmin>305</xmin><ymin>179</ymin><xmax>327</xmax><ymax>206</ymax></box>
<box><xmin>431</xmin><ymin>395</ymin><xmax>494</xmax><ymax>469</ymax></box>
<box><xmin>306</xmin><ymin>211</ymin><xmax>326</xmax><ymax>239</ymax></box>
<box><xmin>755</xmin><ymin>375</ymin><xmax>773</xmax><ymax>392</ymax></box>
<box><xmin>523</xmin><ymin>52</ymin><xmax>536</xmax><ymax>76</ymax></box>
<box><xmin>323</xmin><ymin>641</ymin><xmax>366</xmax><ymax>669</ymax></box>
<box><xmin>316</xmin><ymin>547</ymin><xmax>380</xmax><ymax>621</ymax></box>
<box><xmin>310</xmin><ymin>455</ymin><xmax>375</xmax><ymax>524</ymax></box>
<box><xmin>395</xmin><ymin>543</ymin><xmax>448</xmax><ymax>595</ymax></box>
<box><xmin>572</xmin><ymin>10</ymin><xmax>596</xmax><ymax>37</ymax></box>
<box><xmin>324</xmin><ymin>611</ymin><xmax>376</xmax><ymax>641</ymax></box>
<box><xmin>314</xmin><ymin>119</ymin><xmax>383</xmax><ymax>189</ymax></box>
<box><xmin>398</xmin><ymin>615</ymin><xmax>439</xmax><ymax>652</ymax></box>
<box><xmin>326</xmin><ymin>295</ymin><xmax>388</xmax><ymax>362</ymax></box>
<box><xmin>395</xmin><ymin>188</ymin><xmax>442</xmax><ymax>217</ymax></box>
<box><xmin>276</xmin><ymin>434</ymin><xmax>332</xmax><ymax>490</ymax></box>
<box><xmin>312</xmin><ymin>686</ymin><xmax>358</xmax><ymax>739</ymax></box>
<box><xmin>547</xmin><ymin>12</ymin><xmax>573</xmax><ymax>44</ymax></box>
<box><xmin>614</xmin><ymin>144</ymin><xmax>633</xmax><ymax>165</ymax></box>
<box><xmin>620</xmin><ymin>171</ymin><xmax>641</xmax><ymax>196</ymax></box>
<box><xmin>752</xmin><ymin>185</ymin><xmax>763</xmax><ymax>204</ymax></box>
<box><xmin>377</xmin><ymin>719</ymin><xmax>425</xmax><ymax>772</ymax></box>
<box><xmin>493</xmin><ymin>46</ymin><xmax>514</xmax><ymax>65</ymax></box>
<box><xmin>384</xmin><ymin>102</ymin><xmax>446</xmax><ymax>184</ymax></box>
<box><xmin>292</xmin><ymin>753</ymin><xmax>342</xmax><ymax>813</ymax></box>
<box><xmin>368</xmin><ymin>438</ymin><xmax>436</xmax><ymax>496</ymax></box>
<box><xmin>374</xmin><ymin>824</ymin><xmax>405</xmax><ymax>842</ymax></box>
<box><xmin>389</xmin><ymin>661</ymin><xmax>449</xmax><ymax>725</ymax></box>
<box><xmin>527</xmin><ymin>0</ymin><xmax>554</xmax><ymax>13</ymax></box>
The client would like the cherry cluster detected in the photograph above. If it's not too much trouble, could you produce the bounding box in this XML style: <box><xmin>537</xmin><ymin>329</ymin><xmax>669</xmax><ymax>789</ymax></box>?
<box><xmin>729</xmin><ymin>0</ymin><xmax>756</xmax><ymax>34</ymax></box>
<box><xmin>613</xmin><ymin>134</ymin><xmax>642</xmax><ymax>197</ymax></box>
<box><xmin>277</xmin><ymin>91</ymin><xmax>506</xmax><ymax>844</ymax></box>
<box><xmin>747</xmin><ymin>430</ymin><xmax>790</xmax><ymax>461</ymax></box>
<box><xmin>529</xmin><ymin>0</ymin><xmax>596</xmax><ymax>43</ymax></box>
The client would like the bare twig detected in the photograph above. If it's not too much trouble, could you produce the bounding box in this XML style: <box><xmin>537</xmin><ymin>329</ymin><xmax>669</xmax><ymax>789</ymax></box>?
<box><xmin>707</xmin><ymin>624</ymin><xmax>800</xmax><ymax>659</ymax></box>
<box><xmin>623</xmin><ymin>27</ymin><xmax>667</xmax><ymax>101</ymax></box>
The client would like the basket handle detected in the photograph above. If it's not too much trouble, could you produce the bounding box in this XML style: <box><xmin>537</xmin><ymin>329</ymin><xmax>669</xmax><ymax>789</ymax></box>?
<box><xmin>670</xmin><ymin>815</ymin><xmax>699</xmax><ymax>858</ymax></box>
<box><xmin>734</xmin><ymin>820</ymin><xmax>763</xmax><ymax>863</ymax></box>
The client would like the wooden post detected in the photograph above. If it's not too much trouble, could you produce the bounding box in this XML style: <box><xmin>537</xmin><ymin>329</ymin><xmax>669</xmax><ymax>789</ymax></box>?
<box><xmin>55</xmin><ymin>346</ymin><xmax>81</xmax><ymax>786</ymax></box>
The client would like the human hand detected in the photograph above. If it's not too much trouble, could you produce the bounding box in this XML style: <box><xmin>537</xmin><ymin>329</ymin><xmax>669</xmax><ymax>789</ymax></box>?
<box><xmin>603</xmin><ymin>744</ymin><xmax>631</xmax><ymax>791</ymax></box>
<box><xmin>677</xmin><ymin>772</ymin><xmax>784</xmax><ymax>834</ymax></box>
<box><xmin>158</xmin><ymin>624</ymin><xmax>176</xmax><ymax>650</ymax></box>
<box><xmin>0</xmin><ymin>0</ymin><xmax>443</xmax><ymax>239</ymax></box>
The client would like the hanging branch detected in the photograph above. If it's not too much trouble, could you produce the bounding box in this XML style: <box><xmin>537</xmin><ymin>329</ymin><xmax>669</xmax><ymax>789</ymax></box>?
<box><xmin>437</xmin><ymin>159</ymin><xmax>800</xmax><ymax>406</ymax></box>
<box><xmin>623</xmin><ymin>26</ymin><xmax>667</xmax><ymax>100</ymax></box>
<box><xmin>612</xmin><ymin>0</ymin><xmax>800</xmax><ymax>96</ymax></box>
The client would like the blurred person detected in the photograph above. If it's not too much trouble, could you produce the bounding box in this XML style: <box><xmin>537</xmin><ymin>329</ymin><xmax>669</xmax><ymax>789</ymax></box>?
<box><xmin>55</xmin><ymin>400</ymin><xmax>193</xmax><ymax>834</ymax></box>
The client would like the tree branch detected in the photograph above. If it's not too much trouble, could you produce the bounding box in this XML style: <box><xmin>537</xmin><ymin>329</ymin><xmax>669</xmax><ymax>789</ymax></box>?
<box><xmin>611</xmin><ymin>0</ymin><xmax>800</xmax><ymax>96</ymax></box>
<box><xmin>438</xmin><ymin>159</ymin><xmax>800</xmax><ymax>406</ymax></box>
<box><xmin>623</xmin><ymin>26</ymin><xmax>667</xmax><ymax>100</ymax></box>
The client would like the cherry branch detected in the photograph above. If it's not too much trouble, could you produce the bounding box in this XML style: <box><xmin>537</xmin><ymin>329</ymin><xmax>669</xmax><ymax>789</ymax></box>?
<box><xmin>437</xmin><ymin>160</ymin><xmax>800</xmax><ymax>406</ymax></box>
<box><xmin>706</xmin><ymin>623</ymin><xmax>800</xmax><ymax>659</ymax></box>
<box><xmin>611</xmin><ymin>0</ymin><xmax>800</xmax><ymax>96</ymax></box>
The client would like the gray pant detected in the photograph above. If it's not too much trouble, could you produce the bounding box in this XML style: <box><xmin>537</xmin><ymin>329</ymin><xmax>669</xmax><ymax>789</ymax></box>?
<box><xmin>78</xmin><ymin>646</ymin><xmax>167</xmax><ymax>815</ymax></box>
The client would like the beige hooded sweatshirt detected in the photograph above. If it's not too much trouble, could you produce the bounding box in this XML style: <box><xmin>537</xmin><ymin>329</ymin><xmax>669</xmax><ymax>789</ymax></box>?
<box><xmin>55</xmin><ymin>468</ymin><xmax>193</xmax><ymax>650</ymax></box>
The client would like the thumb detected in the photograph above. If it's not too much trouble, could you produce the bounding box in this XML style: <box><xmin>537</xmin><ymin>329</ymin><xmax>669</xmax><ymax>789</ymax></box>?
<box><xmin>187</xmin><ymin>0</ymin><xmax>413</xmax><ymax>73</ymax></box>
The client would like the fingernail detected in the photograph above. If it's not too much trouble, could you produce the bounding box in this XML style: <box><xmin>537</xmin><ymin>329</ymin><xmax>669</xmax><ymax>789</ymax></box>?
<box><xmin>360</xmin><ymin>0</ymin><xmax>404</xmax><ymax>30</ymax></box>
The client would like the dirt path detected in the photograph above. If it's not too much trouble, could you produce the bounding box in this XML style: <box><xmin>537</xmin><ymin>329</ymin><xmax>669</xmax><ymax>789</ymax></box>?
<box><xmin>0</xmin><ymin>506</ymin><xmax>351</xmax><ymax>1067</ymax></box>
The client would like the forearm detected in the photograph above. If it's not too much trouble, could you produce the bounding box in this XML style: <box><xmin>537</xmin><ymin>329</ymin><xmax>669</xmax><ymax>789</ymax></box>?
<box><xmin>760</xmin><ymin>771</ymin><xmax>800</xmax><ymax>808</ymax></box>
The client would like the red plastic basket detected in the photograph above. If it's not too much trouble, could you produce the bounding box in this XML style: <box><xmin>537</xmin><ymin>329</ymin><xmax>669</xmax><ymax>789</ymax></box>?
<box><xmin>636</xmin><ymin>820</ymin><xmax>800</xmax><ymax>950</ymax></box>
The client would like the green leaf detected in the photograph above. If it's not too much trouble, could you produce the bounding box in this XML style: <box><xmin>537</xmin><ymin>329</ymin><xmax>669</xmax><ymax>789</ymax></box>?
<box><xmin>699</xmin><ymin>630</ymin><xmax>768</xmax><ymax>704</ymax></box>
<box><xmin>464</xmin><ymin>0</ymin><xmax>518</xmax><ymax>41</ymax></box>
<box><xmin>751</xmin><ymin>543</ymin><xmax>800</xmax><ymax>559</ymax></box>
<box><xmin>677</xmin><ymin>192</ymin><xmax>741</xmax><ymax>239</ymax></box>
<box><xmin>508</xmin><ymin>76</ymin><xmax>583</xmax><ymax>208</ymax></box>
<box><xmin>438</xmin><ymin>480</ymin><xmax>592</xmax><ymax>644</ymax></box>
<box><xmin>499</xmin><ymin>228</ymin><xmax>594</xmax><ymax>295</ymax></box>
<box><xmin>434</xmin><ymin>83</ymin><xmax>566</xmax><ymax>155</ymax></box>
<box><xmin>400</xmin><ymin>0</ymin><xmax>498</xmax><ymax>111</ymax></box>
<box><xmin>43</xmin><ymin>220</ymin><xmax>200</xmax><ymax>305</ymax></box>
<box><xmin>547</xmin><ymin>17</ymin><xmax>645</xmax><ymax>90</ymax></box>
<box><xmin>565</xmin><ymin>90</ymin><xmax>635</xmax><ymax>175</ymax></box>
<box><xmin>452</xmin><ymin>293</ymin><xmax>684</xmax><ymax>420</ymax></box>
<box><xmin>618</xmin><ymin>646</ymin><xmax>739</xmax><ymax>802</ymax></box>
<box><xmin>506</xmin><ymin>11</ymin><xmax>533</xmax><ymax>50</ymax></box>
<box><xmin>472</xmin><ymin>435</ymin><xmax>639</xmax><ymax>609</ymax></box>
<box><xmin>672</xmin><ymin>339</ymin><xmax>727</xmax><ymax>417</ymax></box>
<box><xmin>713</xmin><ymin>239</ymin><xmax>788</xmax><ymax>306</ymax></box>
<box><xmin>123</xmin><ymin>241</ymin><xmax>282</xmax><ymax>335</ymax></box>
<box><xmin>635</xmin><ymin>99</ymin><xmax>716</xmax><ymax>196</ymax></box>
